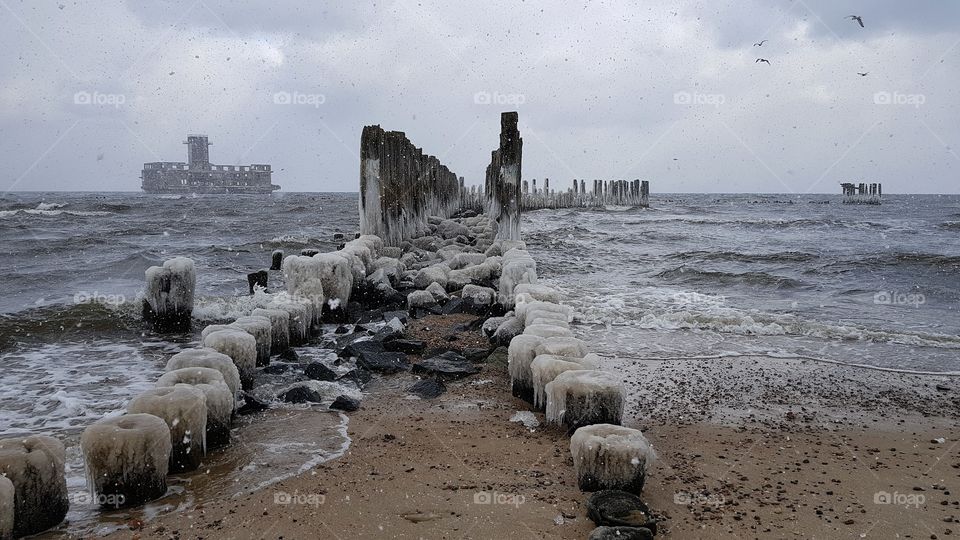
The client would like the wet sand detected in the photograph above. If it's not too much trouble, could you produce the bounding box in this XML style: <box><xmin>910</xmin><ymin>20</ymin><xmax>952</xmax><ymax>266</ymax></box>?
<box><xmin>106</xmin><ymin>317</ymin><xmax>959</xmax><ymax>539</ymax></box>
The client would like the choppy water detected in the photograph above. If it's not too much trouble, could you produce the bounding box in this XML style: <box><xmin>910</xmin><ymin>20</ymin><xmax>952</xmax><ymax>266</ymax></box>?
<box><xmin>1</xmin><ymin>191</ymin><xmax>958</xmax><ymax>532</ymax></box>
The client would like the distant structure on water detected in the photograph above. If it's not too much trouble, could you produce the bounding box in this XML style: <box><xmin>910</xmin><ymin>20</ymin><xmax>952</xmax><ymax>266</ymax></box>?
<box><xmin>840</xmin><ymin>182</ymin><xmax>881</xmax><ymax>205</ymax></box>
<box><xmin>141</xmin><ymin>135</ymin><xmax>279</xmax><ymax>194</ymax></box>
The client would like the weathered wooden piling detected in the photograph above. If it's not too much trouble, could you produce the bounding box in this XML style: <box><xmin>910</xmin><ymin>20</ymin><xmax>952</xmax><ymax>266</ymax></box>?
<box><xmin>840</xmin><ymin>182</ymin><xmax>882</xmax><ymax>204</ymax></box>
<box><xmin>359</xmin><ymin>125</ymin><xmax>461</xmax><ymax>246</ymax></box>
<box><xmin>485</xmin><ymin>111</ymin><xmax>523</xmax><ymax>241</ymax></box>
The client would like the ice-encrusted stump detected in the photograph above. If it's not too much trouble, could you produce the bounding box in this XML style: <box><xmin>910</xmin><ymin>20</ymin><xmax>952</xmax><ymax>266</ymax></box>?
<box><xmin>157</xmin><ymin>368</ymin><xmax>234</xmax><ymax>447</ymax></box>
<box><xmin>280</xmin><ymin>255</ymin><xmax>328</xmax><ymax>324</ymax></box>
<box><xmin>127</xmin><ymin>385</ymin><xmax>207</xmax><ymax>473</ymax></box>
<box><xmin>231</xmin><ymin>315</ymin><xmax>272</xmax><ymax>367</ymax></box>
<box><xmin>484</xmin><ymin>112</ymin><xmax>523</xmax><ymax>241</ymax></box>
<box><xmin>313</xmin><ymin>253</ymin><xmax>352</xmax><ymax>315</ymax></box>
<box><xmin>268</xmin><ymin>299</ymin><xmax>310</xmax><ymax>346</ymax></box>
<box><xmin>513</xmin><ymin>283</ymin><xmax>560</xmax><ymax>303</ymax></box>
<box><xmin>571</xmin><ymin>424</ymin><xmax>655</xmax><ymax>494</ymax></box>
<box><xmin>202</xmin><ymin>328</ymin><xmax>256</xmax><ymax>390</ymax></box>
<box><xmin>545</xmin><ymin>370</ymin><xmax>625</xmax><ymax>430</ymax></box>
<box><xmin>359</xmin><ymin>125</ymin><xmax>461</xmax><ymax>246</ymax></box>
<box><xmin>0</xmin><ymin>475</ymin><xmax>12</xmax><ymax>540</ymax></box>
<box><xmin>142</xmin><ymin>257</ymin><xmax>196</xmax><ymax>332</ymax></box>
<box><xmin>531</xmin><ymin>354</ymin><xmax>599</xmax><ymax>409</ymax></box>
<box><xmin>523</xmin><ymin>323</ymin><xmax>573</xmax><ymax>338</ymax></box>
<box><xmin>79</xmin><ymin>413</ymin><xmax>171</xmax><ymax>507</ymax></box>
<box><xmin>252</xmin><ymin>308</ymin><xmax>290</xmax><ymax>355</ymax></box>
<box><xmin>0</xmin><ymin>435</ymin><xmax>68</xmax><ymax>537</ymax></box>
<box><xmin>165</xmin><ymin>348</ymin><xmax>241</xmax><ymax>398</ymax></box>
<box><xmin>507</xmin><ymin>334</ymin><xmax>544</xmax><ymax>402</ymax></box>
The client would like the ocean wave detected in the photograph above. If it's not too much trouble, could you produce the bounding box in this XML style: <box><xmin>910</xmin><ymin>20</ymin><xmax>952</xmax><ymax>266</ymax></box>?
<box><xmin>939</xmin><ymin>221</ymin><xmax>960</xmax><ymax>231</ymax></box>
<box><xmin>809</xmin><ymin>253</ymin><xmax>960</xmax><ymax>274</ymax></box>
<box><xmin>655</xmin><ymin>266</ymin><xmax>803</xmax><ymax>288</ymax></box>
<box><xmin>0</xmin><ymin>209</ymin><xmax>113</xmax><ymax>218</ymax></box>
<box><xmin>666</xmin><ymin>250</ymin><xmax>819</xmax><ymax>263</ymax></box>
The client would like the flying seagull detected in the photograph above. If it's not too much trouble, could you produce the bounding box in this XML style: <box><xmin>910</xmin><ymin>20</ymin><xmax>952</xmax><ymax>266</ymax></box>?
<box><xmin>753</xmin><ymin>39</ymin><xmax>768</xmax><ymax>47</ymax></box>
<box><xmin>857</xmin><ymin>72</ymin><xmax>868</xmax><ymax>77</ymax></box>
<box><xmin>847</xmin><ymin>15</ymin><xmax>864</xmax><ymax>27</ymax></box>
<box><xmin>756</xmin><ymin>58</ymin><xmax>771</xmax><ymax>65</ymax></box>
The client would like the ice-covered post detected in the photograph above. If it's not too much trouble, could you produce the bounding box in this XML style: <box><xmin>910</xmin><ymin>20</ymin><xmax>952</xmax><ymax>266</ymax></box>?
<box><xmin>142</xmin><ymin>257</ymin><xmax>196</xmax><ymax>332</ymax></box>
<box><xmin>641</xmin><ymin>180</ymin><xmax>649</xmax><ymax>207</ymax></box>
<box><xmin>485</xmin><ymin>111</ymin><xmax>523</xmax><ymax>241</ymax></box>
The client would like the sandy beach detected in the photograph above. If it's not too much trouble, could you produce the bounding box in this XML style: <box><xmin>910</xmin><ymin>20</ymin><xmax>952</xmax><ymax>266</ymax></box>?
<box><xmin>107</xmin><ymin>315</ymin><xmax>959</xmax><ymax>540</ymax></box>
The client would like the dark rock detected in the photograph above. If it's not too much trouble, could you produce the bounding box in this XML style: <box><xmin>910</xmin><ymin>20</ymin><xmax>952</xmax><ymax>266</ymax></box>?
<box><xmin>247</xmin><ymin>270</ymin><xmax>268</xmax><ymax>295</ymax></box>
<box><xmin>237</xmin><ymin>391</ymin><xmax>270</xmax><ymax>415</ymax></box>
<box><xmin>440</xmin><ymin>297</ymin><xmax>464</xmax><ymax>314</ymax></box>
<box><xmin>384</xmin><ymin>337</ymin><xmax>426</xmax><ymax>354</ymax></box>
<box><xmin>383</xmin><ymin>310</ymin><xmax>409</xmax><ymax>324</ymax></box>
<box><xmin>261</xmin><ymin>363</ymin><xmax>290</xmax><ymax>375</ymax></box>
<box><xmin>344</xmin><ymin>341</ymin><xmax>410</xmax><ymax>374</ymax></box>
<box><xmin>333</xmin><ymin>232</ymin><xmax>345</xmax><ymax>240</ymax></box>
<box><xmin>586</xmin><ymin>491</ymin><xmax>658</xmax><ymax>533</ymax></box>
<box><xmin>338</xmin><ymin>368</ymin><xmax>373</xmax><ymax>387</ymax></box>
<box><xmin>484</xmin><ymin>346</ymin><xmax>509</xmax><ymax>368</ymax></box>
<box><xmin>335</xmin><ymin>325</ymin><xmax>352</xmax><ymax>334</ymax></box>
<box><xmin>491</xmin><ymin>317</ymin><xmax>524</xmax><ymax>346</ymax></box>
<box><xmin>305</xmin><ymin>362</ymin><xmax>338</xmax><ymax>381</ymax></box>
<box><xmin>330</xmin><ymin>395</ymin><xmax>360</xmax><ymax>412</ymax></box>
<box><xmin>356</xmin><ymin>309</ymin><xmax>385</xmax><ymax>325</ymax></box>
<box><xmin>300</xmin><ymin>248</ymin><xmax>320</xmax><ymax>257</ymax></box>
<box><xmin>277</xmin><ymin>349</ymin><xmax>300</xmax><ymax>362</ymax></box>
<box><xmin>411</xmin><ymin>306</ymin><xmax>442</xmax><ymax>319</ymax></box>
<box><xmin>462</xmin><ymin>347</ymin><xmax>492</xmax><ymax>362</ymax></box>
<box><xmin>413</xmin><ymin>351</ymin><xmax>480</xmax><ymax>380</ymax></box>
<box><xmin>335</xmin><ymin>330</ymin><xmax>374</xmax><ymax>352</ymax></box>
<box><xmin>588</xmin><ymin>526</ymin><xmax>655</xmax><ymax>540</ymax></box>
<box><xmin>270</xmin><ymin>250</ymin><xmax>283</xmax><ymax>271</ymax></box>
<box><xmin>279</xmin><ymin>385</ymin><xmax>324</xmax><ymax>404</ymax></box>
<box><xmin>408</xmin><ymin>378</ymin><xmax>446</xmax><ymax>399</ymax></box>
<box><xmin>936</xmin><ymin>384</ymin><xmax>951</xmax><ymax>392</ymax></box>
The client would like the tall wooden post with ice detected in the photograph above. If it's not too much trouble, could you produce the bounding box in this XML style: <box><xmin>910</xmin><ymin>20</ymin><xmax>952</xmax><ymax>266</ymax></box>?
<box><xmin>485</xmin><ymin>111</ymin><xmax>523</xmax><ymax>241</ymax></box>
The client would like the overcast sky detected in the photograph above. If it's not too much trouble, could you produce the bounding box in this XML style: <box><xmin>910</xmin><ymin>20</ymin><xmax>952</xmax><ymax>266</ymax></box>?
<box><xmin>2</xmin><ymin>0</ymin><xmax>958</xmax><ymax>193</ymax></box>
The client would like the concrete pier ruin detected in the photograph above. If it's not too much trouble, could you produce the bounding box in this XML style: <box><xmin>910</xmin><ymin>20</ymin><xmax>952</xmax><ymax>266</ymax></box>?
<box><xmin>841</xmin><ymin>182</ymin><xmax>882</xmax><ymax>204</ymax></box>
<box><xmin>359</xmin><ymin>126</ymin><xmax>461</xmax><ymax>246</ymax></box>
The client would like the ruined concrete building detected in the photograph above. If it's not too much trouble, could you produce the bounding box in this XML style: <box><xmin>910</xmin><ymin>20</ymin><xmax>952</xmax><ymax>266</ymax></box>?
<box><xmin>141</xmin><ymin>135</ymin><xmax>279</xmax><ymax>194</ymax></box>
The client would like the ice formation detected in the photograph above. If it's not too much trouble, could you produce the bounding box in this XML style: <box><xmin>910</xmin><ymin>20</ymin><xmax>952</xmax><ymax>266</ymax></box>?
<box><xmin>545</xmin><ymin>370</ymin><xmax>625</xmax><ymax>430</ymax></box>
<box><xmin>142</xmin><ymin>256</ymin><xmax>196</xmax><ymax>331</ymax></box>
<box><xmin>127</xmin><ymin>384</ymin><xmax>207</xmax><ymax>472</ymax></box>
<box><xmin>531</xmin><ymin>354</ymin><xmax>599</xmax><ymax>409</ymax></box>
<box><xmin>0</xmin><ymin>475</ymin><xmax>12</xmax><ymax>540</ymax></box>
<box><xmin>0</xmin><ymin>435</ymin><xmax>68</xmax><ymax>537</ymax></box>
<box><xmin>79</xmin><ymin>413</ymin><xmax>171</xmax><ymax>507</ymax></box>
<box><xmin>231</xmin><ymin>315</ymin><xmax>272</xmax><ymax>366</ymax></box>
<box><xmin>313</xmin><ymin>252</ymin><xmax>353</xmax><ymax>309</ymax></box>
<box><xmin>507</xmin><ymin>334</ymin><xmax>544</xmax><ymax>401</ymax></box>
<box><xmin>165</xmin><ymin>348</ymin><xmax>241</xmax><ymax>398</ymax></box>
<box><xmin>461</xmin><ymin>284</ymin><xmax>496</xmax><ymax>306</ymax></box>
<box><xmin>570</xmin><ymin>424</ymin><xmax>655</xmax><ymax>494</ymax></box>
<box><xmin>522</xmin><ymin>323</ymin><xmax>573</xmax><ymax>339</ymax></box>
<box><xmin>156</xmin><ymin>368</ymin><xmax>234</xmax><ymax>447</ymax></box>
<box><xmin>407</xmin><ymin>290</ymin><xmax>437</xmax><ymax>309</ymax></box>
<box><xmin>536</xmin><ymin>336</ymin><xmax>589</xmax><ymax>359</ymax></box>
<box><xmin>267</xmin><ymin>299</ymin><xmax>309</xmax><ymax>346</ymax></box>
<box><xmin>252</xmin><ymin>308</ymin><xmax>290</xmax><ymax>355</ymax></box>
<box><xmin>513</xmin><ymin>283</ymin><xmax>560</xmax><ymax>303</ymax></box>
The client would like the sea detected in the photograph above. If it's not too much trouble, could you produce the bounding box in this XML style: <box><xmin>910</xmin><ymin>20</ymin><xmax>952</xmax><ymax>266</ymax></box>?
<box><xmin>1</xmin><ymin>191</ymin><xmax>958</xmax><ymax>532</ymax></box>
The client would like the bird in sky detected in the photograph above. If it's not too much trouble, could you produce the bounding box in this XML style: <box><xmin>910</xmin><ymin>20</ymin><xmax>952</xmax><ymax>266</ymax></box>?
<box><xmin>857</xmin><ymin>72</ymin><xmax>868</xmax><ymax>77</ymax></box>
<box><xmin>754</xmin><ymin>39</ymin><xmax>768</xmax><ymax>47</ymax></box>
<box><xmin>847</xmin><ymin>15</ymin><xmax>864</xmax><ymax>28</ymax></box>
<box><xmin>756</xmin><ymin>58</ymin><xmax>771</xmax><ymax>65</ymax></box>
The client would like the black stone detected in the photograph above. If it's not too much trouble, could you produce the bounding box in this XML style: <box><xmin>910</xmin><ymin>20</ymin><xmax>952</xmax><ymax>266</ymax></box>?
<box><xmin>270</xmin><ymin>250</ymin><xmax>284</xmax><ymax>271</ymax></box>
<box><xmin>588</xmin><ymin>526</ymin><xmax>655</xmax><ymax>540</ymax></box>
<box><xmin>383</xmin><ymin>310</ymin><xmax>409</xmax><ymax>324</ymax></box>
<box><xmin>280</xmin><ymin>385</ymin><xmax>324</xmax><ymax>404</ymax></box>
<box><xmin>247</xmin><ymin>270</ymin><xmax>269</xmax><ymax>295</ymax></box>
<box><xmin>383</xmin><ymin>337</ymin><xmax>426</xmax><ymax>354</ymax></box>
<box><xmin>261</xmin><ymin>363</ymin><xmax>290</xmax><ymax>375</ymax></box>
<box><xmin>333</xmin><ymin>232</ymin><xmax>345</xmax><ymax>240</ymax></box>
<box><xmin>344</xmin><ymin>340</ymin><xmax>410</xmax><ymax>374</ymax></box>
<box><xmin>408</xmin><ymin>378</ymin><xmax>446</xmax><ymax>399</ymax></box>
<box><xmin>330</xmin><ymin>395</ymin><xmax>360</xmax><ymax>412</ymax></box>
<box><xmin>305</xmin><ymin>362</ymin><xmax>338</xmax><ymax>381</ymax></box>
<box><xmin>412</xmin><ymin>351</ymin><xmax>480</xmax><ymax>380</ymax></box>
<box><xmin>338</xmin><ymin>368</ymin><xmax>373</xmax><ymax>387</ymax></box>
<box><xmin>586</xmin><ymin>491</ymin><xmax>658</xmax><ymax>533</ymax></box>
<box><xmin>462</xmin><ymin>347</ymin><xmax>492</xmax><ymax>363</ymax></box>
<box><xmin>334</xmin><ymin>325</ymin><xmax>352</xmax><ymax>334</ymax></box>
<box><xmin>356</xmin><ymin>309</ymin><xmax>385</xmax><ymax>325</ymax></box>
<box><xmin>237</xmin><ymin>391</ymin><xmax>270</xmax><ymax>415</ymax></box>
<box><xmin>278</xmin><ymin>349</ymin><xmax>300</xmax><ymax>362</ymax></box>
<box><xmin>440</xmin><ymin>297</ymin><xmax>464</xmax><ymax>314</ymax></box>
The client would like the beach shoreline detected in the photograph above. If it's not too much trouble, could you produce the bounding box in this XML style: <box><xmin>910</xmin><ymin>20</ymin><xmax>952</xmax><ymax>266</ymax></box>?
<box><xmin>112</xmin><ymin>317</ymin><xmax>959</xmax><ymax>539</ymax></box>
